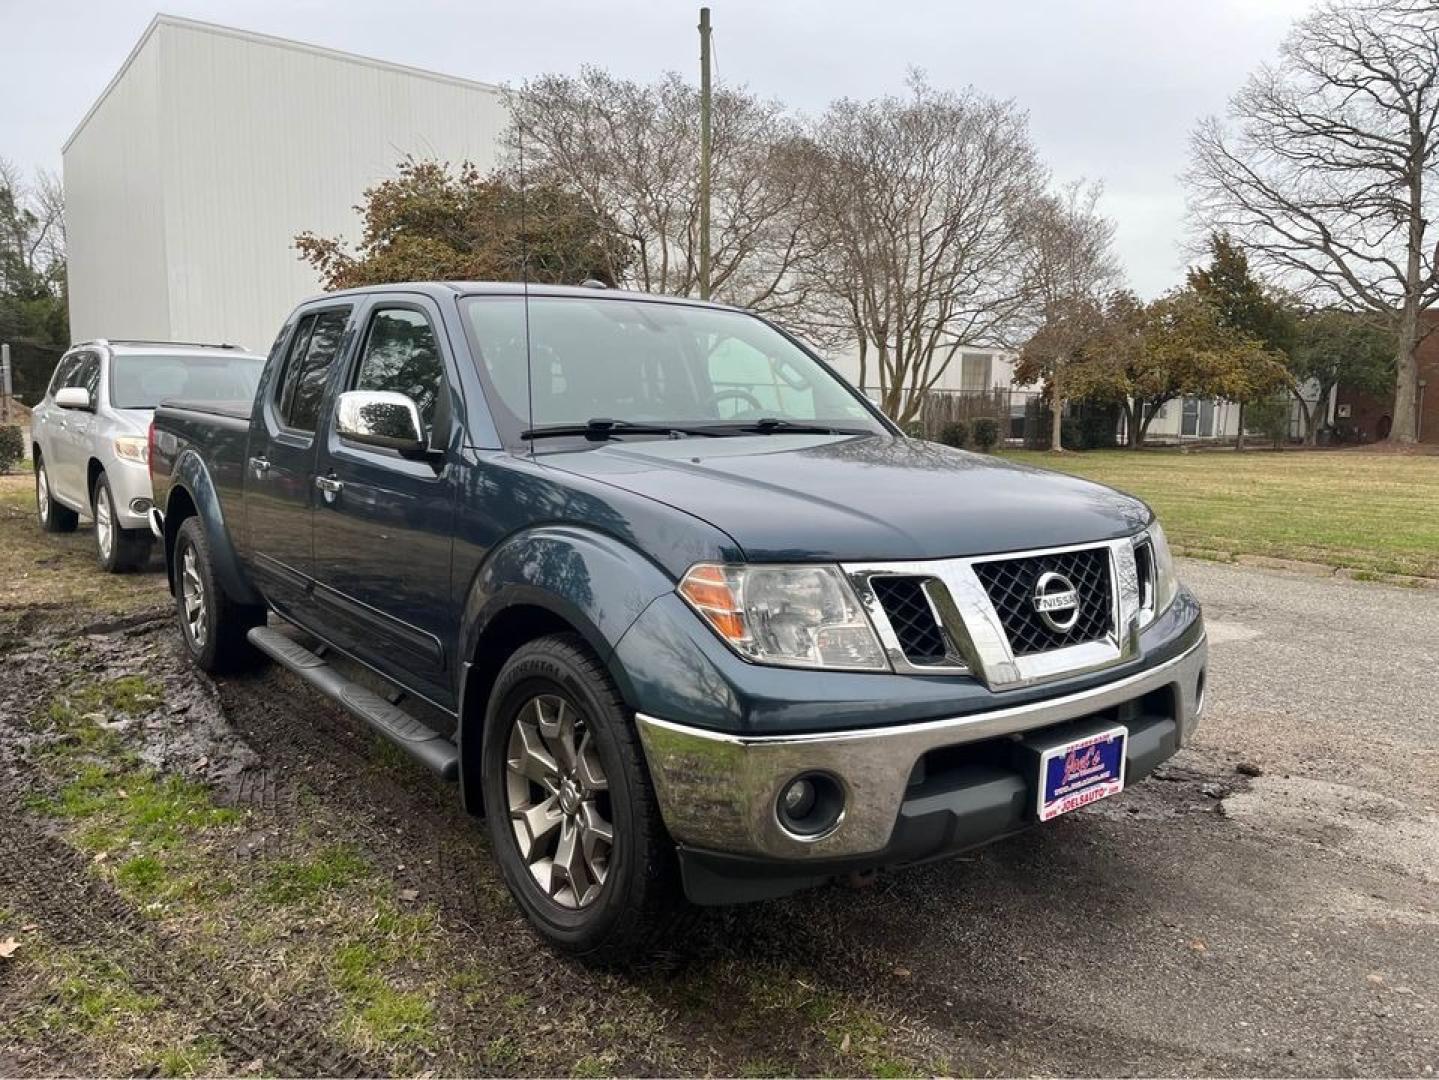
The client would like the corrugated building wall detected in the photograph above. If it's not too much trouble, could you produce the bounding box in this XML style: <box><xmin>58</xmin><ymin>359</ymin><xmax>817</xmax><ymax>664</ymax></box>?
<box><xmin>64</xmin><ymin>16</ymin><xmax>506</xmax><ymax>353</ymax></box>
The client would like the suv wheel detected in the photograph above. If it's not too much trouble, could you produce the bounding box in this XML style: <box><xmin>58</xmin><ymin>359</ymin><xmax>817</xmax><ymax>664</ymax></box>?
<box><xmin>92</xmin><ymin>473</ymin><xmax>152</xmax><ymax>573</ymax></box>
<box><xmin>35</xmin><ymin>454</ymin><xmax>78</xmax><ymax>533</ymax></box>
<box><xmin>482</xmin><ymin>634</ymin><xmax>681</xmax><ymax>963</ymax></box>
<box><xmin>173</xmin><ymin>517</ymin><xmax>265</xmax><ymax>673</ymax></box>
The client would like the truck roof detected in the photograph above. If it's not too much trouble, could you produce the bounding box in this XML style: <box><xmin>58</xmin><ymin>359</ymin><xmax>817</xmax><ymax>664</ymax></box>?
<box><xmin>302</xmin><ymin>281</ymin><xmax>748</xmax><ymax>313</ymax></box>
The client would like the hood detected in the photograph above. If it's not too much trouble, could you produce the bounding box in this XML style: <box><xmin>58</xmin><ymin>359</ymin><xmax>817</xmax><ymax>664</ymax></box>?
<box><xmin>539</xmin><ymin>433</ymin><xmax>1150</xmax><ymax>562</ymax></box>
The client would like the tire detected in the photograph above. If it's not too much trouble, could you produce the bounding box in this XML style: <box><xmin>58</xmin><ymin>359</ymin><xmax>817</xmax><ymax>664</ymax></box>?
<box><xmin>173</xmin><ymin>516</ymin><xmax>265</xmax><ymax>674</ymax></box>
<box><xmin>92</xmin><ymin>473</ymin><xmax>152</xmax><ymax>573</ymax></box>
<box><xmin>34</xmin><ymin>453</ymin><xmax>78</xmax><ymax>534</ymax></box>
<box><xmin>481</xmin><ymin>633</ymin><xmax>682</xmax><ymax>963</ymax></box>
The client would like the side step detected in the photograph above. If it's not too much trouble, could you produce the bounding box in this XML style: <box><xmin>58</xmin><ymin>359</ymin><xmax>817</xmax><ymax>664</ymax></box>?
<box><xmin>247</xmin><ymin>626</ymin><xmax>459</xmax><ymax>781</ymax></box>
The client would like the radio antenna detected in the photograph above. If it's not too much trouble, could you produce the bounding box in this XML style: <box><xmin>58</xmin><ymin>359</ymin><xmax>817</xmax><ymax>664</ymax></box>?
<box><xmin>519</xmin><ymin>116</ymin><xmax>535</xmax><ymax>456</ymax></box>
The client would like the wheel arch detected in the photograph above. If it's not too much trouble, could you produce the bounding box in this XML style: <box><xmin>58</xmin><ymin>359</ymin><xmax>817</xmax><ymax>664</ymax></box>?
<box><xmin>454</xmin><ymin>526</ymin><xmax>674</xmax><ymax>816</ymax></box>
<box><xmin>162</xmin><ymin>450</ymin><xmax>262</xmax><ymax>607</ymax></box>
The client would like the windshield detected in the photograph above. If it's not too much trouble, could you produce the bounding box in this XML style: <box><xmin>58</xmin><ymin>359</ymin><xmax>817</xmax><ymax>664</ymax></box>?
<box><xmin>110</xmin><ymin>353</ymin><xmax>264</xmax><ymax>410</ymax></box>
<box><xmin>460</xmin><ymin>295</ymin><xmax>886</xmax><ymax>442</ymax></box>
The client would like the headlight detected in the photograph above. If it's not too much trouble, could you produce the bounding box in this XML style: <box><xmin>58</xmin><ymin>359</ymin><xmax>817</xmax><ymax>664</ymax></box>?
<box><xmin>113</xmin><ymin>436</ymin><xmax>148</xmax><ymax>464</ymax></box>
<box><xmin>678</xmin><ymin>563</ymin><xmax>888</xmax><ymax>671</ymax></box>
<box><xmin>1136</xmin><ymin>521</ymin><xmax>1178</xmax><ymax>623</ymax></box>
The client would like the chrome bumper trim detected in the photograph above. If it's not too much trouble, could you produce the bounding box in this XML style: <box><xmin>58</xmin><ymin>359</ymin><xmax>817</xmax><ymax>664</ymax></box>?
<box><xmin>635</xmin><ymin>632</ymin><xmax>1206</xmax><ymax>861</ymax></box>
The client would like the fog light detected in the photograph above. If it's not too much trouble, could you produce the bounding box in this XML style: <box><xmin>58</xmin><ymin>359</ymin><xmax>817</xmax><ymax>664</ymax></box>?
<box><xmin>776</xmin><ymin>772</ymin><xmax>844</xmax><ymax>838</ymax></box>
<box><xmin>782</xmin><ymin>777</ymin><xmax>817</xmax><ymax>819</ymax></box>
<box><xmin>129</xmin><ymin>497</ymin><xmax>152</xmax><ymax>515</ymax></box>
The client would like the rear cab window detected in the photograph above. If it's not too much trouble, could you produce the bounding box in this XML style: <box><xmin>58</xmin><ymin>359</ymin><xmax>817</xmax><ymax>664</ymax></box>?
<box><xmin>273</xmin><ymin>307</ymin><xmax>352</xmax><ymax>433</ymax></box>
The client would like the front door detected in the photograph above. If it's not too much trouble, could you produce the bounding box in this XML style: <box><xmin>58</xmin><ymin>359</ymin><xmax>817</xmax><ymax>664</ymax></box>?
<box><xmin>54</xmin><ymin>351</ymin><xmax>101</xmax><ymax>507</ymax></box>
<box><xmin>243</xmin><ymin>303</ymin><xmax>354</xmax><ymax>617</ymax></box>
<box><xmin>310</xmin><ymin>297</ymin><xmax>461</xmax><ymax>707</ymax></box>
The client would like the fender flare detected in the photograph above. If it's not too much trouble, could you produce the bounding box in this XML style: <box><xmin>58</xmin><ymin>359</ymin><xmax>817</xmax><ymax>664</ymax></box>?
<box><xmin>163</xmin><ymin>449</ymin><xmax>263</xmax><ymax>607</ymax></box>
<box><xmin>453</xmin><ymin>525</ymin><xmax>676</xmax><ymax>812</ymax></box>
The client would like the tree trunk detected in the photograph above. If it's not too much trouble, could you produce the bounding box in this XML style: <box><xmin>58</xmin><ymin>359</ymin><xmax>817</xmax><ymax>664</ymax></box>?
<box><xmin>1390</xmin><ymin>298</ymin><xmax>1420</xmax><ymax>444</ymax></box>
<box><xmin>1126</xmin><ymin>400</ymin><xmax>1142</xmax><ymax>448</ymax></box>
<box><xmin>1137</xmin><ymin>402</ymin><xmax>1159</xmax><ymax>447</ymax></box>
<box><xmin>1049</xmin><ymin>388</ymin><xmax>1064</xmax><ymax>452</ymax></box>
<box><xmin>1236</xmin><ymin>401</ymin><xmax>1246</xmax><ymax>451</ymax></box>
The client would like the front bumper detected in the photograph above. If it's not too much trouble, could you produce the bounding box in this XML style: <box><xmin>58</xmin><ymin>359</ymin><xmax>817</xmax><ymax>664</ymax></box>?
<box><xmin>106</xmin><ymin>457</ymin><xmax>154</xmax><ymax>530</ymax></box>
<box><xmin>635</xmin><ymin>631</ymin><xmax>1206</xmax><ymax>901</ymax></box>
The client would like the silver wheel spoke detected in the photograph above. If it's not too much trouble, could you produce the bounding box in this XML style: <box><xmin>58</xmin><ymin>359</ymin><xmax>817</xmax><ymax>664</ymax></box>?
<box><xmin>504</xmin><ymin>692</ymin><xmax>613</xmax><ymax>910</ymax></box>
<box><xmin>512</xmin><ymin>794</ymin><xmax>562</xmax><ymax>862</ymax></box>
<box><xmin>507</xmin><ymin>721</ymin><xmax>559</xmax><ymax>786</ymax></box>
<box><xmin>576</xmin><ymin>731</ymin><xmax>608</xmax><ymax>792</ymax></box>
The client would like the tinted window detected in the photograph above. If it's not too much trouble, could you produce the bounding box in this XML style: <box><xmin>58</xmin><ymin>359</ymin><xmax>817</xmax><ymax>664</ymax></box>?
<box><xmin>110</xmin><ymin>354</ymin><xmax>264</xmax><ymax>409</ymax></box>
<box><xmin>276</xmin><ymin>308</ymin><xmax>350</xmax><ymax>432</ymax></box>
<box><xmin>352</xmin><ymin>308</ymin><xmax>444</xmax><ymax>434</ymax></box>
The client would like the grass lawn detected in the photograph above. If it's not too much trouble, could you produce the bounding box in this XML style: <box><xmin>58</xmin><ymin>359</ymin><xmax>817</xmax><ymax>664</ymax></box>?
<box><xmin>1000</xmin><ymin>448</ymin><xmax>1439</xmax><ymax>579</ymax></box>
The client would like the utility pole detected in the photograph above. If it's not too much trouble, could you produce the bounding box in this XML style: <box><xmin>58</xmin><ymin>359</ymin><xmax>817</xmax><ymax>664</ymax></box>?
<box><xmin>698</xmin><ymin>6</ymin><xmax>712</xmax><ymax>301</ymax></box>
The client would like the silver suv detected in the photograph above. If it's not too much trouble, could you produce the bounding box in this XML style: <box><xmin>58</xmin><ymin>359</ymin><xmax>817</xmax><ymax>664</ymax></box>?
<box><xmin>31</xmin><ymin>339</ymin><xmax>264</xmax><ymax>571</ymax></box>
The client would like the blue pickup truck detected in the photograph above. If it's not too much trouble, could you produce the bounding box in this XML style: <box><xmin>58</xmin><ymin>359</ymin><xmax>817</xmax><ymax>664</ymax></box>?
<box><xmin>149</xmin><ymin>282</ymin><xmax>1207</xmax><ymax>961</ymax></box>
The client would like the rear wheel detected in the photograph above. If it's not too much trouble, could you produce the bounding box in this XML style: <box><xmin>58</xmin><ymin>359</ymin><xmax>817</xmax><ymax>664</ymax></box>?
<box><xmin>481</xmin><ymin>634</ymin><xmax>682</xmax><ymax>963</ymax></box>
<box><xmin>35</xmin><ymin>454</ymin><xmax>78</xmax><ymax>533</ymax></box>
<box><xmin>92</xmin><ymin>473</ymin><xmax>152</xmax><ymax>572</ymax></box>
<box><xmin>173</xmin><ymin>516</ymin><xmax>265</xmax><ymax>673</ymax></box>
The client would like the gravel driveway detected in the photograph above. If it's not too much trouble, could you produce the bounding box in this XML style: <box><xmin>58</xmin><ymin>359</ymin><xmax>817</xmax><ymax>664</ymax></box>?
<box><xmin>3</xmin><ymin>553</ymin><xmax>1436</xmax><ymax>1076</ymax></box>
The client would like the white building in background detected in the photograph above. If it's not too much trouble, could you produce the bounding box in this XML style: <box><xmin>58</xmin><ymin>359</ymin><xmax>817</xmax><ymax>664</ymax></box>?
<box><xmin>63</xmin><ymin>15</ymin><xmax>506</xmax><ymax>353</ymax></box>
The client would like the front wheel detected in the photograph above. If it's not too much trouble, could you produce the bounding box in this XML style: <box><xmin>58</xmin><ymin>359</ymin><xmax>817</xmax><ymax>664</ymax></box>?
<box><xmin>481</xmin><ymin>634</ymin><xmax>682</xmax><ymax>963</ymax></box>
<box><xmin>93</xmin><ymin>473</ymin><xmax>152</xmax><ymax>572</ymax></box>
<box><xmin>173</xmin><ymin>517</ymin><xmax>265</xmax><ymax>673</ymax></box>
<box><xmin>35</xmin><ymin>454</ymin><xmax>78</xmax><ymax>533</ymax></box>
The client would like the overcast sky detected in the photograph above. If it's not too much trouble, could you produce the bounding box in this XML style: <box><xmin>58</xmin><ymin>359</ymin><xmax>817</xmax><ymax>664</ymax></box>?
<box><xmin>2</xmin><ymin>0</ymin><xmax>1314</xmax><ymax>298</ymax></box>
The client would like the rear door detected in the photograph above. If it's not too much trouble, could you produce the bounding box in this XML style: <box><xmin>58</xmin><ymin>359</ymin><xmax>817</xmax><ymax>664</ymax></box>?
<box><xmin>243</xmin><ymin>303</ymin><xmax>355</xmax><ymax>617</ymax></box>
<box><xmin>310</xmin><ymin>295</ymin><xmax>462</xmax><ymax>706</ymax></box>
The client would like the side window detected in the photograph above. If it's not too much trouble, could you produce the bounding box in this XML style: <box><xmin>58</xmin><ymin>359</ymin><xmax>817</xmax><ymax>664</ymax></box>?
<box><xmin>274</xmin><ymin>314</ymin><xmax>316</xmax><ymax>422</ymax></box>
<box><xmin>47</xmin><ymin>354</ymin><xmax>81</xmax><ymax>397</ymax></box>
<box><xmin>70</xmin><ymin>353</ymin><xmax>101</xmax><ymax>402</ymax></box>
<box><xmin>274</xmin><ymin>307</ymin><xmax>351</xmax><ymax>433</ymax></box>
<box><xmin>351</xmin><ymin>308</ymin><xmax>445</xmax><ymax>434</ymax></box>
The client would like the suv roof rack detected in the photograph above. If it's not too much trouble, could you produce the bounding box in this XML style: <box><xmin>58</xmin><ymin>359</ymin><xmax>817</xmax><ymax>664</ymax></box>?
<box><xmin>106</xmin><ymin>339</ymin><xmax>246</xmax><ymax>350</ymax></box>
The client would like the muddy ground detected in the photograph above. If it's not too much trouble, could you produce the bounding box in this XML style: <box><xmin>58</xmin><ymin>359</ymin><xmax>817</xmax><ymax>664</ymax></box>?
<box><xmin>0</xmin><ymin>469</ymin><xmax>1436</xmax><ymax>1077</ymax></box>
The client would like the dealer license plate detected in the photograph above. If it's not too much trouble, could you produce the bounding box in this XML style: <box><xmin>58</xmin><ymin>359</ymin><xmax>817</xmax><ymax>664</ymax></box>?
<box><xmin>1037</xmin><ymin>726</ymin><xmax>1128</xmax><ymax>822</ymax></box>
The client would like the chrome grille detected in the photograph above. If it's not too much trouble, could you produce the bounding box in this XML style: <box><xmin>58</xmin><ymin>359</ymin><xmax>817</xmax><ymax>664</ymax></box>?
<box><xmin>972</xmin><ymin>546</ymin><xmax>1112</xmax><ymax>656</ymax></box>
<box><xmin>869</xmin><ymin>576</ymin><xmax>949</xmax><ymax>665</ymax></box>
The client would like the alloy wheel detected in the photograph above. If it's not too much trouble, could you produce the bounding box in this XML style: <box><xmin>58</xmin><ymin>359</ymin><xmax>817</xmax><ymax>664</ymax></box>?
<box><xmin>96</xmin><ymin>485</ymin><xmax>114</xmax><ymax>561</ymax></box>
<box><xmin>504</xmin><ymin>694</ymin><xmax>614</xmax><ymax>909</ymax></box>
<box><xmin>181</xmin><ymin>545</ymin><xmax>207</xmax><ymax>648</ymax></box>
<box><xmin>37</xmin><ymin>465</ymin><xmax>49</xmax><ymax>524</ymax></box>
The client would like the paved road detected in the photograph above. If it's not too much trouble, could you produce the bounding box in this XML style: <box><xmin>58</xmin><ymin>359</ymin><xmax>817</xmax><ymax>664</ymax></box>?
<box><xmin>768</xmin><ymin>558</ymin><xmax>1439</xmax><ymax>1075</ymax></box>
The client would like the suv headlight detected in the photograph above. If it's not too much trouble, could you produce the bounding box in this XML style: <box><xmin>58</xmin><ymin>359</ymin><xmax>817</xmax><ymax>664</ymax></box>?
<box><xmin>1135</xmin><ymin>521</ymin><xmax>1178</xmax><ymax>623</ymax></box>
<box><xmin>679</xmin><ymin>563</ymin><xmax>889</xmax><ymax>671</ymax></box>
<box><xmin>113</xmin><ymin>436</ymin><xmax>149</xmax><ymax>464</ymax></box>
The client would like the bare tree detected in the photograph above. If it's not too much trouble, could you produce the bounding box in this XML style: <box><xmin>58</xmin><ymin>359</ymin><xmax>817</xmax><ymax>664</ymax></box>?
<box><xmin>805</xmin><ymin>75</ymin><xmax>1050</xmax><ymax>423</ymax></box>
<box><xmin>505</xmin><ymin>69</ymin><xmax>824</xmax><ymax>322</ymax></box>
<box><xmin>1017</xmin><ymin>180</ymin><xmax>1120</xmax><ymax>450</ymax></box>
<box><xmin>1186</xmin><ymin>0</ymin><xmax>1439</xmax><ymax>443</ymax></box>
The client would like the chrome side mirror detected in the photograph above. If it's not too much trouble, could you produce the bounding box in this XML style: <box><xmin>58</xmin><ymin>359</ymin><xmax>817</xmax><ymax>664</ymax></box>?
<box><xmin>55</xmin><ymin>387</ymin><xmax>92</xmax><ymax>411</ymax></box>
<box><xmin>335</xmin><ymin>390</ymin><xmax>428</xmax><ymax>456</ymax></box>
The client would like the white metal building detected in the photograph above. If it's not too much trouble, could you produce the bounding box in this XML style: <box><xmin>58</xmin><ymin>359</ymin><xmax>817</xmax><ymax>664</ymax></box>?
<box><xmin>63</xmin><ymin>15</ymin><xmax>507</xmax><ymax>354</ymax></box>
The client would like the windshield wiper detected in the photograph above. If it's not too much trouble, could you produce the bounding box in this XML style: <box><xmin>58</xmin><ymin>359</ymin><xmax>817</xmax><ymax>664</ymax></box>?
<box><xmin>521</xmin><ymin>418</ymin><xmax>711</xmax><ymax>442</ymax></box>
<box><xmin>703</xmin><ymin>418</ymin><xmax>871</xmax><ymax>436</ymax></box>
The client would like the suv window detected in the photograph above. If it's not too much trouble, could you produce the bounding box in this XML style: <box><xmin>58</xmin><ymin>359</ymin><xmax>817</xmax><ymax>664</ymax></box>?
<box><xmin>47</xmin><ymin>353</ymin><xmax>83</xmax><ymax>397</ymax></box>
<box><xmin>351</xmin><ymin>308</ymin><xmax>445</xmax><ymax>435</ymax></box>
<box><xmin>71</xmin><ymin>352</ymin><xmax>102</xmax><ymax>402</ymax></box>
<box><xmin>274</xmin><ymin>307</ymin><xmax>351</xmax><ymax>432</ymax></box>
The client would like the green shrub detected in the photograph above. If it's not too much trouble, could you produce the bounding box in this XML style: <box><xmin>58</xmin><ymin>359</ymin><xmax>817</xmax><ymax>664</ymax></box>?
<box><xmin>971</xmin><ymin>416</ymin><xmax>1000</xmax><ymax>452</ymax></box>
<box><xmin>0</xmin><ymin>425</ymin><xmax>22</xmax><ymax>474</ymax></box>
<box><xmin>938</xmin><ymin>420</ymin><xmax>970</xmax><ymax>448</ymax></box>
<box><xmin>902</xmin><ymin>420</ymin><xmax>926</xmax><ymax>439</ymax></box>
<box><xmin>1246</xmin><ymin>395</ymin><xmax>1291</xmax><ymax>448</ymax></box>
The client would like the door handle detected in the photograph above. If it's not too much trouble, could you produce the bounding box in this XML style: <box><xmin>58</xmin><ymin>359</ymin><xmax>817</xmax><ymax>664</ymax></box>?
<box><xmin>315</xmin><ymin>475</ymin><xmax>344</xmax><ymax>495</ymax></box>
<box><xmin>248</xmin><ymin>456</ymin><xmax>271</xmax><ymax>474</ymax></box>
